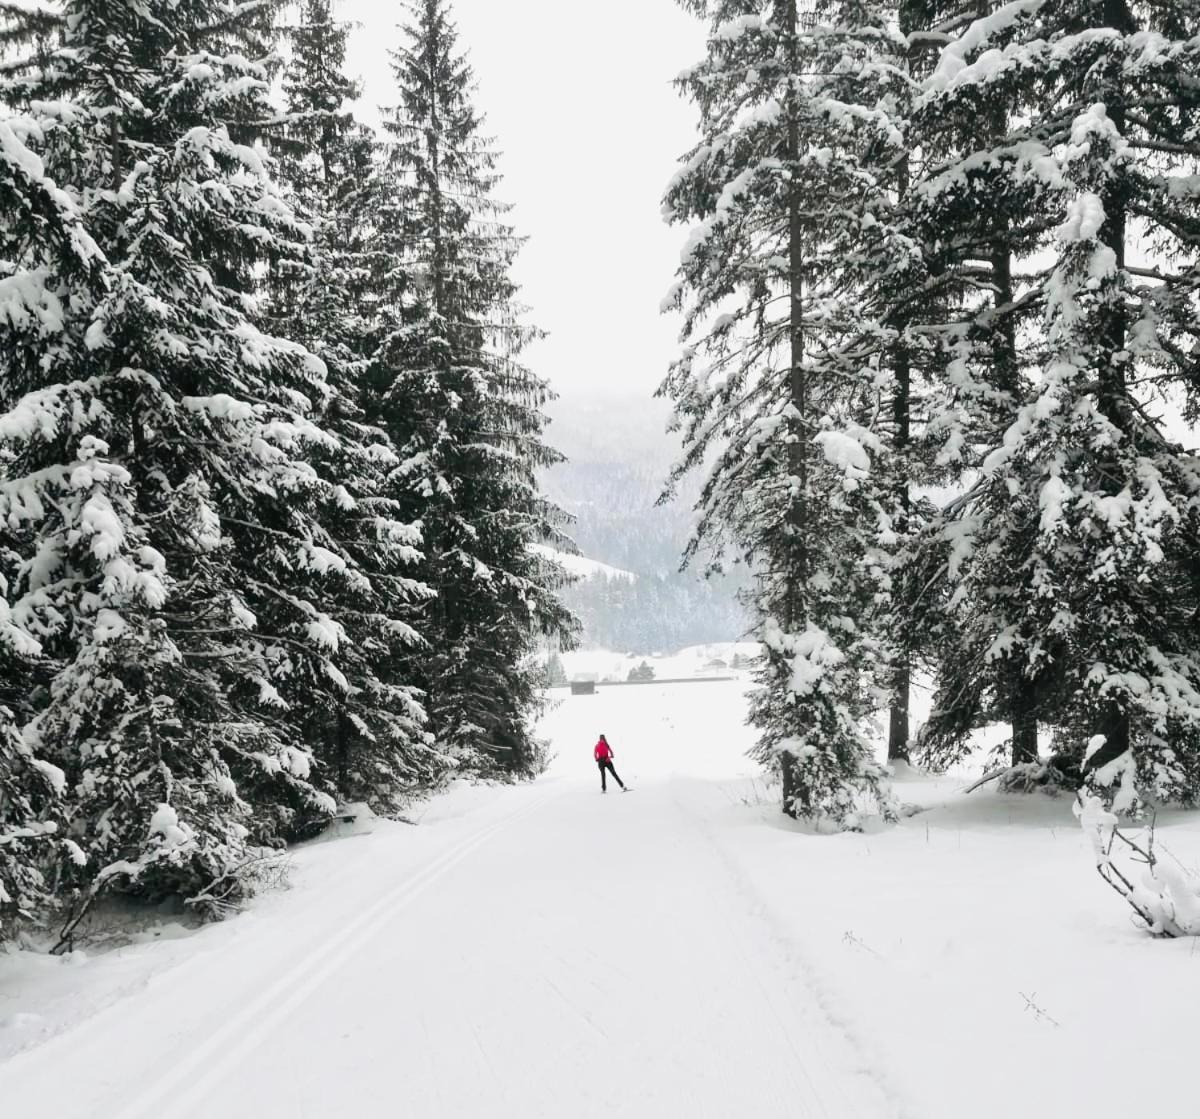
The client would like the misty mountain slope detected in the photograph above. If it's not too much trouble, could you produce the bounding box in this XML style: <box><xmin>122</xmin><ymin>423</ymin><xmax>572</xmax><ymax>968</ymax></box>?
<box><xmin>542</xmin><ymin>393</ymin><xmax>747</xmax><ymax>651</ymax></box>
<box><xmin>543</xmin><ymin>394</ymin><xmax>688</xmax><ymax>572</ymax></box>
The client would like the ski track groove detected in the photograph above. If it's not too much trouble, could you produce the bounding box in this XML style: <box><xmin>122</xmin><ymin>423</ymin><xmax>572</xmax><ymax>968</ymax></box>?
<box><xmin>671</xmin><ymin>785</ymin><xmax>904</xmax><ymax>1119</ymax></box>
<box><xmin>114</xmin><ymin>790</ymin><xmax>558</xmax><ymax>1119</ymax></box>
<box><xmin>667</xmin><ymin>790</ymin><xmax>832</xmax><ymax>1119</ymax></box>
<box><xmin>6</xmin><ymin>770</ymin><xmax>905</xmax><ymax>1117</ymax></box>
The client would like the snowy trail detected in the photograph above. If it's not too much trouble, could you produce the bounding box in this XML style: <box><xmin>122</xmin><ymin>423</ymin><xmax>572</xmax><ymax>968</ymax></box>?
<box><xmin>168</xmin><ymin>779</ymin><xmax>889</xmax><ymax>1119</ymax></box>
<box><xmin>0</xmin><ymin>691</ymin><xmax>895</xmax><ymax>1117</ymax></box>
<box><xmin>7</xmin><ymin>676</ymin><xmax>1197</xmax><ymax>1118</ymax></box>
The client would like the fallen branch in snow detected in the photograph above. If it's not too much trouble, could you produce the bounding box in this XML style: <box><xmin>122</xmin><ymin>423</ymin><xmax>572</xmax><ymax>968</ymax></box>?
<box><xmin>185</xmin><ymin>851</ymin><xmax>289</xmax><ymax>920</ymax></box>
<box><xmin>996</xmin><ymin>759</ymin><xmax>1078</xmax><ymax>796</ymax></box>
<box><xmin>50</xmin><ymin>888</ymin><xmax>98</xmax><ymax>956</ymax></box>
<box><xmin>387</xmin><ymin>802</ymin><xmax>432</xmax><ymax>827</ymax></box>
<box><xmin>1075</xmin><ymin>793</ymin><xmax>1200</xmax><ymax>937</ymax></box>
<box><xmin>961</xmin><ymin>767</ymin><xmax>1006</xmax><ymax>794</ymax></box>
<box><xmin>843</xmin><ymin>930</ymin><xmax>883</xmax><ymax>958</ymax></box>
<box><xmin>1019</xmin><ymin>991</ymin><xmax>1060</xmax><ymax>1027</ymax></box>
<box><xmin>963</xmin><ymin>758</ymin><xmax>1079</xmax><ymax>797</ymax></box>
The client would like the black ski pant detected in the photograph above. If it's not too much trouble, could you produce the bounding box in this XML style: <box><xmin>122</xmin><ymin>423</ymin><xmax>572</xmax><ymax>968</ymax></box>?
<box><xmin>597</xmin><ymin>759</ymin><xmax>624</xmax><ymax>791</ymax></box>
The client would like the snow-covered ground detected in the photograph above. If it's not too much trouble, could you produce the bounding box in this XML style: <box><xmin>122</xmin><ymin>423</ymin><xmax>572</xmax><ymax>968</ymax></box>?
<box><xmin>2</xmin><ymin>679</ymin><xmax>1199</xmax><ymax>1116</ymax></box>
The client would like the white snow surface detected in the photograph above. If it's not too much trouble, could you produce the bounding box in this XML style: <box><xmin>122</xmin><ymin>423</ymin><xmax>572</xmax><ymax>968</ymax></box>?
<box><xmin>2</xmin><ymin>681</ymin><xmax>1199</xmax><ymax>1117</ymax></box>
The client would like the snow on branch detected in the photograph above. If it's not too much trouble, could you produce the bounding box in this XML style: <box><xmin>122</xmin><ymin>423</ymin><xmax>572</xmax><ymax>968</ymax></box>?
<box><xmin>1075</xmin><ymin>793</ymin><xmax>1200</xmax><ymax>937</ymax></box>
<box><xmin>924</xmin><ymin>0</ymin><xmax>1041</xmax><ymax>92</ymax></box>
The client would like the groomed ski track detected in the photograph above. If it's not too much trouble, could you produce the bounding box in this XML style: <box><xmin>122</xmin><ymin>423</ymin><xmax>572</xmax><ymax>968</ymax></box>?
<box><xmin>0</xmin><ymin>685</ymin><xmax>898</xmax><ymax>1118</ymax></box>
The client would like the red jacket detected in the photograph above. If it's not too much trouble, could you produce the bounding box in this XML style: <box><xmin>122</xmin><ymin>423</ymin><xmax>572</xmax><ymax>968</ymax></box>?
<box><xmin>594</xmin><ymin>739</ymin><xmax>613</xmax><ymax>762</ymax></box>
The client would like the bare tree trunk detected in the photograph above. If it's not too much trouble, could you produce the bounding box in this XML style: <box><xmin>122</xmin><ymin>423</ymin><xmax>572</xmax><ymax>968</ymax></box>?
<box><xmin>887</xmin><ymin>340</ymin><xmax>911</xmax><ymax>763</ymax></box>
<box><xmin>1011</xmin><ymin>692</ymin><xmax>1038</xmax><ymax>765</ymax></box>
<box><xmin>887</xmin><ymin>150</ymin><xmax>912</xmax><ymax>763</ymax></box>
<box><xmin>335</xmin><ymin>708</ymin><xmax>350</xmax><ymax>798</ymax></box>
<box><xmin>888</xmin><ymin>664</ymin><xmax>911</xmax><ymax>763</ymax></box>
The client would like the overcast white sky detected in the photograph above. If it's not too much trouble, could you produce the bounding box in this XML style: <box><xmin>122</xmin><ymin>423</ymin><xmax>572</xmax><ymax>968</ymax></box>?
<box><xmin>340</xmin><ymin>0</ymin><xmax>705</xmax><ymax>408</ymax></box>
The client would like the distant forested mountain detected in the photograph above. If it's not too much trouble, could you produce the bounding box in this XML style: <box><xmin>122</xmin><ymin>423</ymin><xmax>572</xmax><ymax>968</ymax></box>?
<box><xmin>562</xmin><ymin>572</ymin><xmax>748</xmax><ymax>654</ymax></box>
<box><xmin>542</xmin><ymin>393</ymin><xmax>748</xmax><ymax>652</ymax></box>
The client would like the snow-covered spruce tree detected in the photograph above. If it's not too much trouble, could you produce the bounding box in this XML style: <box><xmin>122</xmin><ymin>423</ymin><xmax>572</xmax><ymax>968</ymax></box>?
<box><xmin>268</xmin><ymin>0</ymin><xmax>447</xmax><ymax>808</ymax></box>
<box><xmin>915</xmin><ymin>1</ymin><xmax>1200</xmax><ymax>804</ymax></box>
<box><xmin>0</xmin><ymin>108</ymin><xmax>109</xmax><ymax>938</ymax></box>
<box><xmin>0</xmin><ymin>96</ymin><xmax>158</xmax><ymax>930</ymax></box>
<box><xmin>0</xmin><ymin>0</ymin><xmax>361</xmax><ymax>912</ymax></box>
<box><xmin>853</xmin><ymin>0</ymin><xmax>946</xmax><ymax>766</ymax></box>
<box><xmin>0</xmin><ymin>619</ymin><xmax>60</xmax><ymax>940</ymax></box>
<box><xmin>0</xmin><ymin>707</ymin><xmax>62</xmax><ymax>940</ymax></box>
<box><xmin>369</xmin><ymin>0</ymin><xmax>575</xmax><ymax>778</ymax></box>
<box><xmin>902</xmin><ymin>0</ymin><xmax>1066</xmax><ymax>772</ymax></box>
<box><xmin>662</xmin><ymin>0</ymin><xmax>940</xmax><ymax>824</ymax></box>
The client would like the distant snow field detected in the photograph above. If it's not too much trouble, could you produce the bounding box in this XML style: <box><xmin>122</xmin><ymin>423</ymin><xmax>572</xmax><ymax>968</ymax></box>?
<box><xmin>529</xmin><ymin>543</ymin><xmax>636</xmax><ymax>582</ymax></box>
<box><xmin>557</xmin><ymin>640</ymin><xmax>760</xmax><ymax>683</ymax></box>
<box><xmin>1</xmin><ymin>679</ymin><xmax>1198</xmax><ymax>1117</ymax></box>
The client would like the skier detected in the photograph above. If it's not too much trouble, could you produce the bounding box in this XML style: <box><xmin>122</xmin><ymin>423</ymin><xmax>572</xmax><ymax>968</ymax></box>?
<box><xmin>594</xmin><ymin>734</ymin><xmax>626</xmax><ymax>793</ymax></box>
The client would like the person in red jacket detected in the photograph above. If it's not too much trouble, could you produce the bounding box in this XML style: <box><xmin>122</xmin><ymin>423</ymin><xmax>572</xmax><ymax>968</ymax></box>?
<box><xmin>593</xmin><ymin>734</ymin><xmax>626</xmax><ymax>793</ymax></box>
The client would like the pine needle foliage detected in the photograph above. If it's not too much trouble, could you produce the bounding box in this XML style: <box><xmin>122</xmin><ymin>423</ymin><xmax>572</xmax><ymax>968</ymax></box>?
<box><xmin>370</xmin><ymin>0</ymin><xmax>576</xmax><ymax>779</ymax></box>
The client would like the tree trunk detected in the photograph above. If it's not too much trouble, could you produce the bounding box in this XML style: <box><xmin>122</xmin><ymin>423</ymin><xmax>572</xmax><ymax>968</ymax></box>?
<box><xmin>1010</xmin><ymin>689</ymin><xmax>1038</xmax><ymax>766</ymax></box>
<box><xmin>888</xmin><ymin>661</ymin><xmax>910</xmax><ymax>763</ymax></box>
<box><xmin>335</xmin><ymin>708</ymin><xmax>349</xmax><ymax>797</ymax></box>
<box><xmin>110</xmin><ymin>113</ymin><xmax>121</xmax><ymax>192</ymax></box>
<box><xmin>1097</xmin><ymin>2</ymin><xmax>1129</xmax><ymax>428</ymax></box>
<box><xmin>991</xmin><ymin>245</ymin><xmax>1038</xmax><ymax>761</ymax></box>
<box><xmin>780</xmin><ymin>0</ymin><xmax>808</xmax><ymax>817</ymax></box>
<box><xmin>887</xmin><ymin>154</ymin><xmax>912</xmax><ymax>764</ymax></box>
<box><xmin>888</xmin><ymin>345</ymin><xmax>912</xmax><ymax>763</ymax></box>
<box><xmin>1084</xmin><ymin>703</ymin><xmax>1131</xmax><ymax>775</ymax></box>
<box><xmin>784</xmin><ymin>0</ymin><xmax>809</xmax><ymax>612</ymax></box>
<box><xmin>780</xmin><ymin>752</ymin><xmax>799</xmax><ymax>817</ymax></box>
<box><xmin>980</xmin><ymin>3</ymin><xmax>1035</xmax><ymax>760</ymax></box>
<box><xmin>1089</xmin><ymin>0</ymin><xmax>1133</xmax><ymax>763</ymax></box>
<box><xmin>427</xmin><ymin>18</ymin><xmax>445</xmax><ymax>318</ymax></box>
<box><xmin>992</xmin><ymin>247</ymin><xmax>1017</xmax><ymax>396</ymax></box>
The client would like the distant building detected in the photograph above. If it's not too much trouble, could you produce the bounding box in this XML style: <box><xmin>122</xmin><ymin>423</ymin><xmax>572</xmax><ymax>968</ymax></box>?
<box><xmin>570</xmin><ymin>673</ymin><xmax>598</xmax><ymax>696</ymax></box>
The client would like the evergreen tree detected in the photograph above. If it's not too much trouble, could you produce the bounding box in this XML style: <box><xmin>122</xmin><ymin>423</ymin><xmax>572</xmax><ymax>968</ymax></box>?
<box><xmin>0</xmin><ymin>0</ymin><xmax>354</xmax><ymax>912</ymax></box>
<box><xmin>271</xmin><ymin>0</ymin><xmax>445</xmax><ymax>809</ymax></box>
<box><xmin>664</xmin><ymin>0</ymin><xmax>933</xmax><ymax>824</ymax></box>
<box><xmin>913</xmin><ymin>1</ymin><xmax>1200</xmax><ymax>804</ymax></box>
<box><xmin>0</xmin><ymin>105</ymin><xmax>107</xmax><ymax>935</ymax></box>
<box><xmin>0</xmin><ymin>706</ymin><xmax>65</xmax><ymax>940</ymax></box>
<box><xmin>906</xmin><ymin>0</ymin><xmax>1063</xmax><ymax>771</ymax></box>
<box><xmin>628</xmin><ymin>661</ymin><xmax>656</xmax><ymax>683</ymax></box>
<box><xmin>370</xmin><ymin>0</ymin><xmax>574</xmax><ymax>778</ymax></box>
<box><xmin>544</xmin><ymin>651</ymin><xmax>568</xmax><ymax>687</ymax></box>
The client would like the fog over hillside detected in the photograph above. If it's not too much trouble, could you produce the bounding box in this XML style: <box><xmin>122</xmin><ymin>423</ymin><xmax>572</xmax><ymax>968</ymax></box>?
<box><xmin>542</xmin><ymin>392</ymin><xmax>748</xmax><ymax>652</ymax></box>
